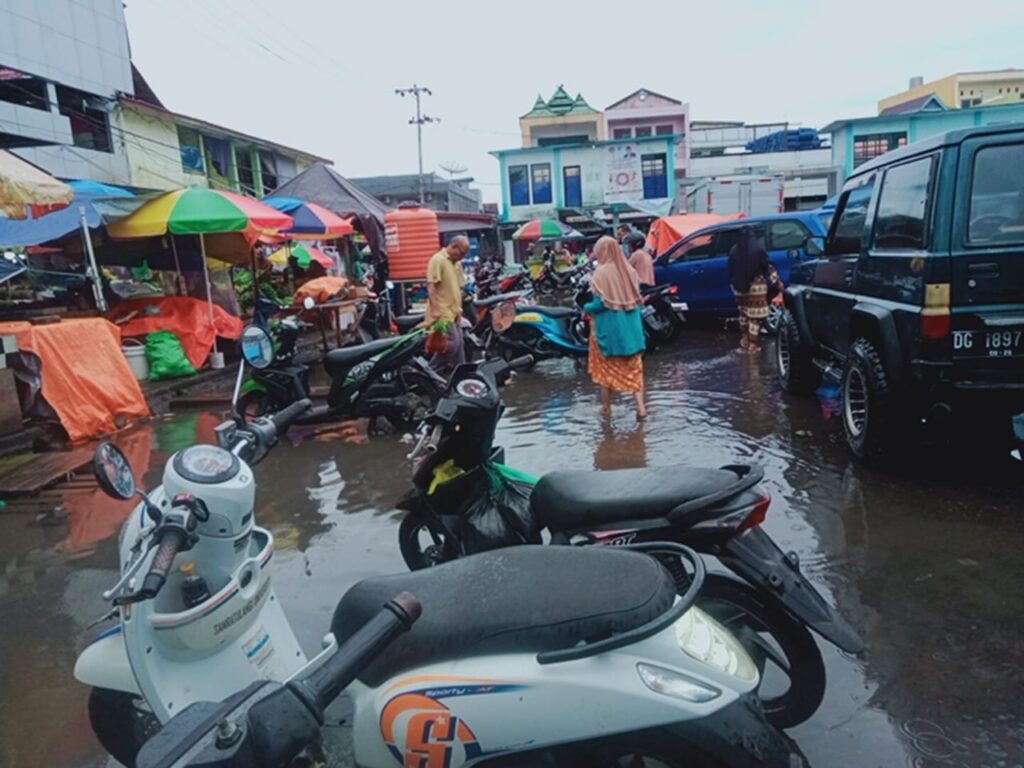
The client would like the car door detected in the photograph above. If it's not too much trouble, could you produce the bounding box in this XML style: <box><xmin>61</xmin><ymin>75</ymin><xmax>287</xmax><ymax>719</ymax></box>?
<box><xmin>767</xmin><ymin>219</ymin><xmax>812</xmax><ymax>287</ymax></box>
<box><xmin>810</xmin><ymin>177</ymin><xmax>877</xmax><ymax>354</ymax></box>
<box><xmin>950</xmin><ymin>135</ymin><xmax>1024</xmax><ymax>364</ymax></box>
<box><xmin>655</xmin><ymin>231</ymin><xmax>715</xmax><ymax>313</ymax></box>
<box><xmin>706</xmin><ymin>227</ymin><xmax>744</xmax><ymax>313</ymax></box>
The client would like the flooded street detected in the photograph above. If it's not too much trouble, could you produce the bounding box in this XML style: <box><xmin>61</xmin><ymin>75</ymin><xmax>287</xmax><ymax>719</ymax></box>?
<box><xmin>1</xmin><ymin>329</ymin><xmax>1021</xmax><ymax>768</ymax></box>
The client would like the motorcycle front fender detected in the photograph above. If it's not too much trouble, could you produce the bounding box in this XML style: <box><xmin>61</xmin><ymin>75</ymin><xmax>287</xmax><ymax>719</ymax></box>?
<box><xmin>720</xmin><ymin>527</ymin><xmax>864</xmax><ymax>653</ymax></box>
<box><xmin>74</xmin><ymin>626</ymin><xmax>141</xmax><ymax>695</ymax></box>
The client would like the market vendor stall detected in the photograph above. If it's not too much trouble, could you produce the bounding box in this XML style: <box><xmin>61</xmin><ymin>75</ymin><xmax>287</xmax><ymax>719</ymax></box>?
<box><xmin>109</xmin><ymin>295</ymin><xmax>243</xmax><ymax>369</ymax></box>
<box><xmin>0</xmin><ymin>317</ymin><xmax>150</xmax><ymax>441</ymax></box>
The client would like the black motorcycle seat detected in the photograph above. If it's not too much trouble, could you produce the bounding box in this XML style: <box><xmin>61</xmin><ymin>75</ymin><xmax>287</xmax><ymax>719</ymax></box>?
<box><xmin>473</xmin><ymin>291</ymin><xmax>521</xmax><ymax>308</ymax></box>
<box><xmin>394</xmin><ymin>314</ymin><xmax>424</xmax><ymax>333</ymax></box>
<box><xmin>641</xmin><ymin>283</ymin><xmax>671</xmax><ymax>296</ymax></box>
<box><xmin>324</xmin><ymin>336</ymin><xmax>402</xmax><ymax>375</ymax></box>
<box><xmin>331</xmin><ymin>546</ymin><xmax>676</xmax><ymax>687</ymax></box>
<box><xmin>521</xmin><ymin>304</ymin><xmax>575</xmax><ymax>318</ymax></box>
<box><xmin>532</xmin><ymin>466</ymin><xmax>748</xmax><ymax>529</ymax></box>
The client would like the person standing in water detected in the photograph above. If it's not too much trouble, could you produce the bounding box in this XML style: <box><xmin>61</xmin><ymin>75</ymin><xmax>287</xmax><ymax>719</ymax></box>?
<box><xmin>425</xmin><ymin>235</ymin><xmax>470</xmax><ymax>375</ymax></box>
<box><xmin>584</xmin><ymin>236</ymin><xmax>647</xmax><ymax>419</ymax></box>
<box><xmin>728</xmin><ymin>225</ymin><xmax>783</xmax><ymax>346</ymax></box>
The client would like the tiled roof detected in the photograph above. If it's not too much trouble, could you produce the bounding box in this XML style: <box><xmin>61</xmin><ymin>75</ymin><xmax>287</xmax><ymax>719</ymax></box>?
<box><xmin>521</xmin><ymin>86</ymin><xmax>600</xmax><ymax>118</ymax></box>
<box><xmin>879</xmin><ymin>93</ymin><xmax>948</xmax><ymax>116</ymax></box>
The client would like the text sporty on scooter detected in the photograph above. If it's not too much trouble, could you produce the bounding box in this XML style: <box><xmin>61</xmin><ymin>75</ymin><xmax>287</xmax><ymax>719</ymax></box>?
<box><xmin>238</xmin><ymin>313</ymin><xmax>445</xmax><ymax>430</ymax></box>
<box><xmin>135</xmin><ymin>542</ymin><xmax>808</xmax><ymax>768</ymax></box>
<box><xmin>77</xmin><ymin>352</ymin><xmax>806</xmax><ymax>767</ymax></box>
<box><xmin>397</xmin><ymin>356</ymin><xmax>864</xmax><ymax>729</ymax></box>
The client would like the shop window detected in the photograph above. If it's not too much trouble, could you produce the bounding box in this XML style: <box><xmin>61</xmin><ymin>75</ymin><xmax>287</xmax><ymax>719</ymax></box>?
<box><xmin>873</xmin><ymin>156</ymin><xmax>934</xmax><ymax>250</ymax></box>
<box><xmin>852</xmin><ymin>132</ymin><xmax>906</xmax><ymax>167</ymax></box>
<box><xmin>178</xmin><ymin>126</ymin><xmax>205</xmax><ymax>173</ymax></box>
<box><xmin>531</xmin><ymin>163</ymin><xmax>552</xmax><ymax>204</ymax></box>
<box><xmin>55</xmin><ymin>84</ymin><xmax>112</xmax><ymax>153</ymax></box>
<box><xmin>655</xmin><ymin>124</ymin><xmax>674</xmax><ymax>135</ymax></box>
<box><xmin>259</xmin><ymin>150</ymin><xmax>279</xmax><ymax>194</ymax></box>
<box><xmin>563</xmin><ymin>165</ymin><xmax>582</xmax><ymax>207</ymax></box>
<box><xmin>634</xmin><ymin>126</ymin><xmax>652</xmax><ymax>138</ymax></box>
<box><xmin>509</xmin><ymin>164</ymin><xmax>530</xmax><ymax>206</ymax></box>
<box><xmin>0</xmin><ymin>67</ymin><xmax>48</xmax><ymax>110</ymax></box>
<box><xmin>235</xmin><ymin>146</ymin><xmax>257</xmax><ymax>196</ymax></box>
<box><xmin>613</xmin><ymin>127</ymin><xmax>631</xmax><ymax>139</ymax></box>
<box><xmin>641</xmin><ymin>153</ymin><xmax>667</xmax><ymax>199</ymax></box>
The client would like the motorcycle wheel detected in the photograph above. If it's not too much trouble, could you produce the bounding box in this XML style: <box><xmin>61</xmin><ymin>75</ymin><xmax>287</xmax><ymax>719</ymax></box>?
<box><xmin>697</xmin><ymin>575</ymin><xmax>826</xmax><ymax>729</ymax></box>
<box><xmin>649</xmin><ymin>304</ymin><xmax>682</xmax><ymax>344</ymax></box>
<box><xmin>547</xmin><ymin>731</ymin><xmax>730</xmax><ymax>767</ymax></box>
<box><xmin>237</xmin><ymin>390</ymin><xmax>274</xmax><ymax>423</ymax></box>
<box><xmin>398</xmin><ymin>512</ymin><xmax>458</xmax><ymax>570</ymax></box>
<box><xmin>537</xmin><ymin>279</ymin><xmax>555</xmax><ymax>296</ymax></box>
<box><xmin>386</xmin><ymin>368</ymin><xmax>441</xmax><ymax>430</ymax></box>
<box><xmin>88</xmin><ymin>688</ymin><xmax>160</xmax><ymax>768</ymax></box>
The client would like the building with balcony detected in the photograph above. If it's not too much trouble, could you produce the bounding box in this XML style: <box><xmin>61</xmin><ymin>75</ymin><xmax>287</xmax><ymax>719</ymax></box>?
<box><xmin>604</xmin><ymin>88</ymin><xmax>689</xmax><ymax>178</ymax></box>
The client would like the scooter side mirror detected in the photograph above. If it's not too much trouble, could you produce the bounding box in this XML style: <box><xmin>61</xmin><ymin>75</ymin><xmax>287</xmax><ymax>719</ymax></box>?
<box><xmin>94</xmin><ymin>442</ymin><xmax>136</xmax><ymax>500</ymax></box>
<box><xmin>303</xmin><ymin>296</ymin><xmax>316</xmax><ymax>310</ymax></box>
<box><xmin>240</xmin><ymin>325</ymin><xmax>274</xmax><ymax>370</ymax></box>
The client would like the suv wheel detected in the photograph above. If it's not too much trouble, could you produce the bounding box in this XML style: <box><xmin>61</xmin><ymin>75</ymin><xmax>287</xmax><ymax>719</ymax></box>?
<box><xmin>842</xmin><ymin>338</ymin><xmax>897</xmax><ymax>462</ymax></box>
<box><xmin>777</xmin><ymin>310</ymin><xmax>819</xmax><ymax>394</ymax></box>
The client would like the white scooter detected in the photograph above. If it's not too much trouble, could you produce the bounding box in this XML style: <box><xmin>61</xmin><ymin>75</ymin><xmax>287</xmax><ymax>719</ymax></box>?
<box><xmin>80</xmin><ymin>325</ymin><xmax>807</xmax><ymax>768</ymax></box>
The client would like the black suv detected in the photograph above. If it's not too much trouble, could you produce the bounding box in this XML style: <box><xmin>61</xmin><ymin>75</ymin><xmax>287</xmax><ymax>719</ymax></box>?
<box><xmin>777</xmin><ymin>123</ymin><xmax>1024</xmax><ymax>461</ymax></box>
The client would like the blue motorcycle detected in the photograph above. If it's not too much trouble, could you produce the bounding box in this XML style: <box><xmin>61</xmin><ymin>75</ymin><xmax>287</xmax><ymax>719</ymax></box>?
<box><xmin>494</xmin><ymin>303</ymin><xmax>589</xmax><ymax>369</ymax></box>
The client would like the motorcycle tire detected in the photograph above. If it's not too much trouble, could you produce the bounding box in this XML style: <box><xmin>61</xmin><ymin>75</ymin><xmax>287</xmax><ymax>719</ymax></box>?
<box><xmin>398</xmin><ymin>512</ymin><xmax>458</xmax><ymax>570</ymax></box>
<box><xmin>88</xmin><ymin>688</ymin><xmax>160</xmax><ymax>768</ymax></box>
<box><xmin>386</xmin><ymin>368</ymin><xmax>442</xmax><ymax>431</ymax></box>
<box><xmin>537</xmin><ymin>279</ymin><xmax>555</xmax><ymax>296</ymax></box>
<box><xmin>650</xmin><ymin>304</ymin><xmax>682</xmax><ymax>344</ymax></box>
<box><xmin>697</xmin><ymin>574</ymin><xmax>826</xmax><ymax>729</ymax></box>
<box><xmin>236</xmin><ymin>390</ymin><xmax>275</xmax><ymax>423</ymax></box>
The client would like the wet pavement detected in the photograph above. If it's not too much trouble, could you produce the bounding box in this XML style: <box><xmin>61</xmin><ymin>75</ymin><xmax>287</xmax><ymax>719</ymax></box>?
<box><xmin>0</xmin><ymin>329</ymin><xmax>1021</xmax><ymax>768</ymax></box>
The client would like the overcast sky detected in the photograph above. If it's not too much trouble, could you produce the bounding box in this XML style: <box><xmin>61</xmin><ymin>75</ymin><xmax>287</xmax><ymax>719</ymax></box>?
<box><xmin>124</xmin><ymin>0</ymin><xmax>1023</xmax><ymax>203</ymax></box>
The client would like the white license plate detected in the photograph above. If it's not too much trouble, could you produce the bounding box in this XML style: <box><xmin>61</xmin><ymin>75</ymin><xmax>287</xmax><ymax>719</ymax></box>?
<box><xmin>953</xmin><ymin>329</ymin><xmax>1024</xmax><ymax>358</ymax></box>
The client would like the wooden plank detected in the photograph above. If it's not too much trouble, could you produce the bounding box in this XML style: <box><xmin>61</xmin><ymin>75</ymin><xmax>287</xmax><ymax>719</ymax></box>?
<box><xmin>0</xmin><ymin>446</ymin><xmax>95</xmax><ymax>497</ymax></box>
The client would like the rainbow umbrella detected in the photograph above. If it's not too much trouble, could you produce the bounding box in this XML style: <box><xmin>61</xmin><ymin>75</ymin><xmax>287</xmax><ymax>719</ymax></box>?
<box><xmin>511</xmin><ymin>218</ymin><xmax>583</xmax><ymax>241</ymax></box>
<box><xmin>108</xmin><ymin>187</ymin><xmax>293</xmax><ymax>329</ymax></box>
<box><xmin>262</xmin><ymin>196</ymin><xmax>354</xmax><ymax>238</ymax></box>
<box><xmin>268</xmin><ymin>243</ymin><xmax>333</xmax><ymax>269</ymax></box>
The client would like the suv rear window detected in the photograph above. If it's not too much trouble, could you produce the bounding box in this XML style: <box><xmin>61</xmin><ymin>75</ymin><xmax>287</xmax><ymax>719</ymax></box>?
<box><xmin>968</xmin><ymin>143</ymin><xmax>1024</xmax><ymax>244</ymax></box>
<box><xmin>872</xmin><ymin>156</ymin><xmax>934</xmax><ymax>250</ymax></box>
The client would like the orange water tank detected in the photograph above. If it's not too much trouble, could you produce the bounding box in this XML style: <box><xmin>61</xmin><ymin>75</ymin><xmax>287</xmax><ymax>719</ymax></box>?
<box><xmin>385</xmin><ymin>205</ymin><xmax>440</xmax><ymax>280</ymax></box>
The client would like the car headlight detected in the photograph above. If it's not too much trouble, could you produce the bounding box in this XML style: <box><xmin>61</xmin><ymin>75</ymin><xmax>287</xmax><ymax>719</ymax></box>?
<box><xmin>674</xmin><ymin>606</ymin><xmax>758</xmax><ymax>682</ymax></box>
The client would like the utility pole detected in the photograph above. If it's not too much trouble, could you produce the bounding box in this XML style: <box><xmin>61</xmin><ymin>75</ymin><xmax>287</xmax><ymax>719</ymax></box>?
<box><xmin>395</xmin><ymin>84</ymin><xmax>439</xmax><ymax>204</ymax></box>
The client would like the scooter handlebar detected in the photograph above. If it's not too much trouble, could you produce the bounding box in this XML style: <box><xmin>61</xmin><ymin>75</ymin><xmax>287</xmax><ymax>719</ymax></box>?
<box><xmin>270</xmin><ymin>398</ymin><xmax>313</xmax><ymax>433</ymax></box>
<box><xmin>136</xmin><ymin>528</ymin><xmax>186</xmax><ymax>601</ymax></box>
<box><xmin>293</xmin><ymin>592</ymin><xmax>421</xmax><ymax>712</ymax></box>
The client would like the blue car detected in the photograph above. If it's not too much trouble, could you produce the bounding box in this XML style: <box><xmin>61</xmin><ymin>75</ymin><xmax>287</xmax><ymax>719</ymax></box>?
<box><xmin>654</xmin><ymin>213</ymin><xmax>828</xmax><ymax>316</ymax></box>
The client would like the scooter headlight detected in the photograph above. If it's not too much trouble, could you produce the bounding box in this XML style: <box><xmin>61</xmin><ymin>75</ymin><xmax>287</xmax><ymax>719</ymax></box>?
<box><xmin>674</xmin><ymin>607</ymin><xmax>758</xmax><ymax>682</ymax></box>
<box><xmin>637</xmin><ymin>663</ymin><xmax>720</xmax><ymax>703</ymax></box>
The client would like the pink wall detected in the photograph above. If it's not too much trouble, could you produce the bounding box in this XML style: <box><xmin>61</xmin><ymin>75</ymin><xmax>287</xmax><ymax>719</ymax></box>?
<box><xmin>605</xmin><ymin>95</ymin><xmax>690</xmax><ymax>176</ymax></box>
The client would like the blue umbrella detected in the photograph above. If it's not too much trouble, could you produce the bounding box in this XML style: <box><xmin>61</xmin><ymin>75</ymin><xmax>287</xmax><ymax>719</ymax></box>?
<box><xmin>262</xmin><ymin>195</ymin><xmax>353</xmax><ymax>237</ymax></box>
<box><xmin>67</xmin><ymin>179</ymin><xmax>134</xmax><ymax>197</ymax></box>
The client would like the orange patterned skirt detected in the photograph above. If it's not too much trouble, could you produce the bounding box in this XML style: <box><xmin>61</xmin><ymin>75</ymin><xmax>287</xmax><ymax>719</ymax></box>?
<box><xmin>588</xmin><ymin>332</ymin><xmax>644</xmax><ymax>393</ymax></box>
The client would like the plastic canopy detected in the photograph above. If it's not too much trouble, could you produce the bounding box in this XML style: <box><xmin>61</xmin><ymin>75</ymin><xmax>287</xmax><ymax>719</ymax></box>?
<box><xmin>0</xmin><ymin>149</ymin><xmax>74</xmax><ymax>219</ymax></box>
<box><xmin>645</xmin><ymin>213</ymin><xmax>747</xmax><ymax>256</ymax></box>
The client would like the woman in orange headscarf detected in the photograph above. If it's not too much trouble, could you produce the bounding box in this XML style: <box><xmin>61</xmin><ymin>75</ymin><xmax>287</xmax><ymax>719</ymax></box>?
<box><xmin>584</xmin><ymin>236</ymin><xmax>647</xmax><ymax>418</ymax></box>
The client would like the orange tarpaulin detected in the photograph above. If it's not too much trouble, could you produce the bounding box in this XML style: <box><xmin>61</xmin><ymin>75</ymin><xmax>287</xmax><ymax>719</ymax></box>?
<box><xmin>0</xmin><ymin>318</ymin><xmax>150</xmax><ymax>442</ymax></box>
<box><xmin>645</xmin><ymin>213</ymin><xmax>747</xmax><ymax>257</ymax></box>
<box><xmin>110</xmin><ymin>296</ymin><xmax>244</xmax><ymax>369</ymax></box>
<box><xmin>293</xmin><ymin>276</ymin><xmax>350</xmax><ymax>305</ymax></box>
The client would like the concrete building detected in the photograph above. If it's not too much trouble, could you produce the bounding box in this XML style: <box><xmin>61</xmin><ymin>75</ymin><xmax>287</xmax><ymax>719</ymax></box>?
<box><xmin>348</xmin><ymin>173</ymin><xmax>482</xmax><ymax>213</ymax></box>
<box><xmin>604</xmin><ymin>88</ymin><xmax>689</xmax><ymax>178</ymax></box>
<box><xmin>823</xmin><ymin>101</ymin><xmax>1024</xmax><ymax>181</ymax></box>
<box><xmin>519</xmin><ymin>86</ymin><xmax>604</xmax><ymax>148</ymax></box>
<box><xmin>0</xmin><ymin>0</ymin><xmax>133</xmax><ymax>182</ymax></box>
<box><xmin>879</xmin><ymin>70</ymin><xmax>1024</xmax><ymax>114</ymax></box>
<box><xmin>686</xmin><ymin>121</ymin><xmax>835</xmax><ymax>210</ymax></box>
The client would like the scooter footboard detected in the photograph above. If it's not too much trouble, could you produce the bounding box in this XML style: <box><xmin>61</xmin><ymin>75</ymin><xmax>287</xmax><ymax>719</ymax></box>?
<box><xmin>719</xmin><ymin>527</ymin><xmax>864</xmax><ymax>653</ymax></box>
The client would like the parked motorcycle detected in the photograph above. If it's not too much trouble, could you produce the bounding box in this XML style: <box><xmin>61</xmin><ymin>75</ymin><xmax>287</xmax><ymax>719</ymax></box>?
<box><xmin>134</xmin><ymin>540</ymin><xmax>807</xmax><ymax>768</ymax></box>
<box><xmin>532</xmin><ymin>253</ymin><xmax>589</xmax><ymax>295</ymax></box>
<box><xmin>574</xmin><ymin>273</ymin><xmax>687</xmax><ymax>347</ymax></box>
<box><xmin>238</xmin><ymin>314</ymin><xmax>445</xmax><ymax>430</ymax></box>
<box><xmin>492</xmin><ymin>299</ymin><xmax>589</xmax><ymax>368</ymax></box>
<box><xmin>396</xmin><ymin>356</ymin><xmax>864</xmax><ymax>728</ymax></box>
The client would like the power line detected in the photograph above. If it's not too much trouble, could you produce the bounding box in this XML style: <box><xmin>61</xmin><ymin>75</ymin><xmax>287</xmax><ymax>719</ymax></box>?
<box><xmin>395</xmin><ymin>84</ymin><xmax>439</xmax><ymax>204</ymax></box>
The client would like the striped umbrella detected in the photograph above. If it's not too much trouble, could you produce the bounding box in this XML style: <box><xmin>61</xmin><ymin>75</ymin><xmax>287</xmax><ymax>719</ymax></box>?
<box><xmin>268</xmin><ymin>243</ymin><xmax>333</xmax><ymax>269</ymax></box>
<box><xmin>108</xmin><ymin>188</ymin><xmax>293</xmax><ymax>329</ymax></box>
<box><xmin>262</xmin><ymin>196</ymin><xmax>354</xmax><ymax>238</ymax></box>
<box><xmin>511</xmin><ymin>218</ymin><xmax>583</xmax><ymax>241</ymax></box>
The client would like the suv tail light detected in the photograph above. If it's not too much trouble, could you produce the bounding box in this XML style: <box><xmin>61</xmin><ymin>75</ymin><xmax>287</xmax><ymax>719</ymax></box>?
<box><xmin>737</xmin><ymin>493</ymin><xmax>771</xmax><ymax>534</ymax></box>
<box><xmin>921</xmin><ymin>283</ymin><xmax>951</xmax><ymax>340</ymax></box>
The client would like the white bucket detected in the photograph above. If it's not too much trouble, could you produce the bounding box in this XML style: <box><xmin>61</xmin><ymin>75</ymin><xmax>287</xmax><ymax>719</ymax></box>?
<box><xmin>209</xmin><ymin>350</ymin><xmax>225</xmax><ymax>369</ymax></box>
<box><xmin>122</xmin><ymin>339</ymin><xmax>149</xmax><ymax>381</ymax></box>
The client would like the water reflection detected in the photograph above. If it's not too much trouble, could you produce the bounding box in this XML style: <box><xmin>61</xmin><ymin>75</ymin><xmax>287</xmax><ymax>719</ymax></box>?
<box><xmin>593</xmin><ymin>421</ymin><xmax>648</xmax><ymax>470</ymax></box>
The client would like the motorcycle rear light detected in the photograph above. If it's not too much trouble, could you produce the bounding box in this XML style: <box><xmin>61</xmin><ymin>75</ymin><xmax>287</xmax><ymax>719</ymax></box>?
<box><xmin>637</xmin><ymin>662</ymin><xmax>721</xmax><ymax>703</ymax></box>
<box><xmin>669</xmin><ymin>285</ymin><xmax>679</xmax><ymax>295</ymax></box>
<box><xmin>737</xmin><ymin>493</ymin><xmax>770</xmax><ymax>534</ymax></box>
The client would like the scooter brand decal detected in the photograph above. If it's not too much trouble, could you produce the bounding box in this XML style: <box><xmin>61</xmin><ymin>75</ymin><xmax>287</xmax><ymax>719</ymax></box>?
<box><xmin>381</xmin><ymin>692</ymin><xmax>482</xmax><ymax>767</ymax></box>
<box><xmin>592</xmin><ymin>529</ymin><xmax>638</xmax><ymax>546</ymax></box>
<box><xmin>212</xmin><ymin>578</ymin><xmax>269</xmax><ymax>635</ymax></box>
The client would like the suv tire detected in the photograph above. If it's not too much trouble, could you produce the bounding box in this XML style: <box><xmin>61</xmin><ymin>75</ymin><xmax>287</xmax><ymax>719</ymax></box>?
<box><xmin>842</xmin><ymin>338</ymin><xmax>897</xmax><ymax>462</ymax></box>
<box><xmin>777</xmin><ymin>310</ymin><xmax>819</xmax><ymax>394</ymax></box>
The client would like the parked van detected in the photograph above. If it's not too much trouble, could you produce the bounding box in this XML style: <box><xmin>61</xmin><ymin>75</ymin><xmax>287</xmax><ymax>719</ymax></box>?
<box><xmin>777</xmin><ymin>123</ymin><xmax>1024</xmax><ymax>461</ymax></box>
<box><xmin>653</xmin><ymin>213</ymin><xmax>827</xmax><ymax>316</ymax></box>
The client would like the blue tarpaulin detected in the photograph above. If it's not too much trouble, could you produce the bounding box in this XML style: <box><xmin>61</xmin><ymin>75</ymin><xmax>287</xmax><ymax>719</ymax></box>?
<box><xmin>0</xmin><ymin>179</ymin><xmax>138</xmax><ymax>248</ymax></box>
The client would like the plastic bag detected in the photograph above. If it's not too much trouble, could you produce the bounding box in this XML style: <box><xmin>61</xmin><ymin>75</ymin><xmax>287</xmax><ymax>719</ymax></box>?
<box><xmin>425</xmin><ymin>327</ymin><xmax>450</xmax><ymax>355</ymax></box>
<box><xmin>461</xmin><ymin>463</ymin><xmax>541</xmax><ymax>553</ymax></box>
<box><xmin>145</xmin><ymin>329</ymin><xmax>197</xmax><ymax>381</ymax></box>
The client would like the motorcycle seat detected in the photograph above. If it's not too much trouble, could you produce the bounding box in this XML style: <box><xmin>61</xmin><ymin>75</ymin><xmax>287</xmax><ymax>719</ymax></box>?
<box><xmin>473</xmin><ymin>291</ymin><xmax>521</xmax><ymax>309</ymax></box>
<box><xmin>521</xmin><ymin>304</ymin><xmax>575</xmax><ymax>319</ymax></box>
<box><xmin>331</xmin><ymin>546</ymin><xmax>676</xmax><ymax>687</ymax></box>
<box><xmin>324</xmin><ymin>336</ymin><xmax>405</xmax><ymax>376</ymax></box>
<box><xmin>532</xmin><ymin>465</ymin><xmax>757</xmax><ymax>530</ymax></box>
<box><xmin>394</xmin><ymin>314</ymin><xmax>424</xmax><ymax>333</ymax></box>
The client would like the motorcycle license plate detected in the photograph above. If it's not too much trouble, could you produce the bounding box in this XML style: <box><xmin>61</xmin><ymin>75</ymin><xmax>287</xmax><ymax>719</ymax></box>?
<box><xmin>953</xmin><ymin>329</ymin><xmax>1024</xmax><ymax>358</ymax></box>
